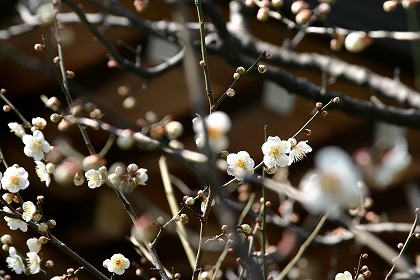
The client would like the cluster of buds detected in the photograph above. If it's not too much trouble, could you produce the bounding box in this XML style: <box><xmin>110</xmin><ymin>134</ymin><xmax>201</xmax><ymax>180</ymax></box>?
<box><xmin>108</xmin><ymin>163</ymin><xmax>148</xmax><ymax>193</ymax></box>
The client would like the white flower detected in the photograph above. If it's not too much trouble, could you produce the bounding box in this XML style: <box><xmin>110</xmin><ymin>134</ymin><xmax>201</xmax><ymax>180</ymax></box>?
<box><xmin>22</xmin><ymin>201</ymin><xmax>37</xmax><ymax>222</ymax></box>
<box><xmin>85</xmin><ymin>169</ymin><xmax>105</xmax><ymax>189</ymax></box>
<box><xmin>227</xmin><ymin>151</ymin><xmax>255</xmax><ymax>180</ymax></box>
<box><xmin>1</xmin><ymin>165</ymin><xmax>30</xmax><ymax>193</ymax></box>
<box><xmin>103</xmin><ymin>253</ymin><xmax>130</xmax><ymax>275</ymax></box>
<box><xmin>193</xmin><ymin>111</ymin><xmax>231</xmax><ymax>152</ymax></box>
<box><xmin>335</xmin><ymin>271</ymin><xmax>353</xmax><ymax>280</ymax></box>
<box><xmin>299</xmin><ymin>147</ymin><xmax>365</xmax><ymax>214</ymax></box>
<box><xmin>262</xmin><ymin>136</ymin><xmax>291</xmax><ymax>168</ymax></box>
<box><xmin>6</xmin><ymin>247</ymin><xmax>25</xmax><ymax>274</ymax></box>
<box><xmin>35</xmin><ymin>161</ymin><xmax>51</xmax><ymax>187</ymax></box>
<box><xmin>135</xmin><ymin>168</ymin><xmax>148</xmax><ymax>185</ymax></box>
<box><xmin>32</xmin><ymin>117</ymin><xmax>47</xmax><ymax>130</ymax></box>
<box><xmin>27</xmin><ymin>238</ymin><xmax>42</xmax><ymax>253</ymax></box>
<box><xmin>288</xmin><ymin>138</ymin><xmax>312</xmax><ymax>164</ymax></box>
<box><xmin>3</xmin><ymin>206</ymin><xmax>28</xmax><ymax>232</ymax></box>
<box><xmin>22</xmin><ymin>130</ymin><xmax>52</xmax><ymax>161</ymax></box>
<box><xmin>8</xmin><ymin>122</ymin><xmax>26</xmax><ymax>137</ymax></box>
<box><xmin>26</xmin><ymin>251</ymin><xmax>41</xmax><ymax>274</ymax></box>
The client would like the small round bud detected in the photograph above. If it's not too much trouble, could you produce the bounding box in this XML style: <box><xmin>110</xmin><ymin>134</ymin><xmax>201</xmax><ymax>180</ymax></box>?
<box><xmin>156</xmin><ymin>216</ymin><xmax>165</xmax><ymax>225</ymax></box>
<box><xmin>256</xmin><ymin>8</ymin><xmax>269</xmax><ymax>21</ymax></box>
<box><xmin>37</xmin><ymin>196</ymin><xmax>44</xmax><ymax>204</ymax></box>
<box><xmin>362</xmin><ymin>271</ymin><xmax>371</xmax><ymax>278</ymax></box>
<box><xmin>50</xmin><ymin>113</ymin><xmax>63</xmax><ymax>123</ymax></box>
<box><xmin>83</xmin><ymin>154</ymin><xmax>107</xmax><ymax>170</ymax></box>
<box><xmin>415</xmin><ymin>207</ymin><xmax>419</xmax><ymax>214</ymax></box>
<box><xmin>180</xmin><ymin>213</ymin><xmax>189</xmax><ymax>224</ymax></box>
<box><xmin>3</xmin><ymin>105</ymin><xmax>11</xmax><ymax>112</ymax></box>
<box><xmin>1</xmin><ymin>235</ymin><xmax>12</xmax><ymax>245</ymax></box>
<box><xmin>233</xmin><ymin>72</ymin><xmax>241</xmax><ymax>80</ymax></box>
<box><xmin>185</xmin><ymin>196</ymin><xmax>195</xmax><ymax>206</ymax></box>
<box><xmin>236</xmin><ymin>66</ymin><xmax>246</xmax><ymax>75</ymax></box>
<box><xmin>53</xmin><ymin>56</ymin><xmax>60</xmax><ymax>64</ymax></box>
<box><xmin>45</xmin><ymin>260</ymin><xmax>54</xmax><ymax>268</ymax></box>
<box><xmin>165</xmin><ymin>121</ymin><xmax>184</xmax><ymax>139</ymax></box>
<box><xmin>65</xmin><ymin>70</ymin><xmax>75</xmax><ymax>79</ymax></box>
<box><xmin>402</xmin><ymin>0</ymin><xmax>416</xmax><ymax>9</ymax></box>
<box><xmin>221</xmin><ymin>224</ymin><xmax>229</xmax><ymax>232</ymax></box>
<box><xmin>315</xmin><ymin>102</ymin><xmax>323</xmax><ymax>110</ymax></box>
<box><xmin>257</xmin><ymin>64</ymin><xmax>267</xmax><ymax>73</ymax></box>
<box><xmin>34</xmin><ymin>44</ymin><xmax>45</xmax><ymax>52</ymax></box>
<box><xmin>362</xmin><ymin>253</ymin><xmax>369</xmax><ymax>259</ymax></box>
<box><xmin>332</xmin><ymin>96</ymin><xmax>340</xmax><ymax>104</ymax></box>
<box><xmin>226</xmin><ymin>88</ymin><xmax>236</xmax><ymax>97</ymax></box>
<box><xmin>382</xmin><ymin>1</ymin><xmax>398</xmax><ymax>12</ymax></box>
<box><xmin>241</xmin><ymin>224</ymin><xmax>252</xmax><ymax>234</ymax></box>
<box><xmin>265</xmin><ymin>200</ymin><xmax>271</xmax><ymax>207</ymax></box>
<box><xmin>317</xmin><ymin>3</ymin><xmax>331</xmax><ymax>16</ymax></box>
<box><xmin>174</xmin><ymin>273</ymin><xmax>181</xmax><ymax>279</ymax></box>
<box><xmin>272</xmin><ymin>0</ymin><xmax>284</xmax><ymax>9</ymax></box>
<box><xmin>2</xmin><ymin>244</ymin><xmax>9</xmax><ymax>251</ymax></box>
<box><xmin>127</xmin><ymin>163</ymin><xmax>139</xmax><ymax>174</ymax></box>
<box><xmin>291</xmin><ymin>1</ymin><xmax>309</xmax><ymax>14</ymax></box>
<box><xmin>295</xmin><ymin>9</ymin><xmax>312</xmax><ymax>24</ymax></box>
<box><xmin>345</xmin><ymin>32</ymin><xmax>370</xmax><ymax>53</ymax></box>
<box><xmin>38</xmin><ymin>223</ymin><xmax>49</xmax><ymax>233</ymax></box>
<box><xmin>199</xmin><ymin>60</ymin><xmax>206</xmax><ymax>68</ymax></box>
<box><xmin>134</xmin><ymin>0</ymin><xmax>149</xmax><ymax>12</ymax></box>
<box><xmin>38</xmin><ymin>236</ymin><xmax>48</xmax><ymax>244</ymax></box>
<box><xmin>397</xmin><ymin>243</ymin><xmax>403</xmax><ymax>250</ymax></box>
<box><xmin>414</xmin><ymin>232</ymin><xmax>420</xmax><ymax>239</ymax></box>
<box><xmin>245</xmin><ymin>0</ymin><xmax>254</xmax><ymax>7</ymax></box>
<box><xmin>73</xmin><ymin>171</ymin><xmax>85</xmax><ymax>186</ymax></box>
<box><xmin>322</xmin><ymin>110</ymin><xmax>328</xmax><ymax>116</ymax></box>
<box><xmin>32</xmin><ymin>213</ymin><xmax>42</xmax><ymax>222</ymax></box>
<box><xmin>2</xmin><ymin>193</ymin><xmax>14</xmax><ymax>204</ymax></box>
<box><xmin>173</xmin><ymin>215</ymin><xmax>180</xmax><ymax>222</ymax></box>
<box><xmin>0</xmin><ymin>88</ymin><xmax>6</xmax><ymax>94</ymax></box>
<box><xmin>264</xmin><ymin>52</ymin><xmax>272</xmax><ymax>59</ymax></box>
<box><xmin>303</xmin><ymin>128</ymin><xmax>311</xmax><ymax>136</ymax></box>
<box><xmin>107</xmin><ymin>59</ymin><xmax>119</xmax><ymax>68</ymax></box>
<box><xmin>47</xmin><ymin>219</ymin><xmax>57</xmax><ymax>229</ymax></box>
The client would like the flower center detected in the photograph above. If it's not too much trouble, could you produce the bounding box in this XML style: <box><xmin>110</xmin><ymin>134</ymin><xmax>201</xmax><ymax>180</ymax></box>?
<box><xmin>33</xmin><ymin>140</ymin><xmax>42</xmax><ymax>151</ymax></box>
<box><xmin>10</xmin><ymin>175</ymin><xmax>20</xmax><ymax>186</ymax></box>
<box><xmin>208</xmin><ymin>127</ymin><xmax>222</xmax><ymax>138</ymax></box>
<box><xmin>320</xmin><ymin>173</ymin><xmax>341</xmax><ymax>195</ymax></box>
<box><xmin>235</xmin><ymin>159</ymin><xmax>247</xmax><ymax>169</ymax></box>
<box><xmin>269</xmin><ymin>145</ymin><xmax>280</xmax><ymax>158</ymax></box>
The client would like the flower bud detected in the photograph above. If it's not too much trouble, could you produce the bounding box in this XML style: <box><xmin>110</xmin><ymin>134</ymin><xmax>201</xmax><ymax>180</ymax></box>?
<box><xmin>295</xmin><ymin>9</ymin><xmax>312</xmax><ymax>24</ymax></box>
<box><xmin>291</xmin><ymin>1</ymin><xmax>309</xmax><ymax>14</ymax></box>
<box><xmin>236</xmin><ymin>66</ymin><xmax>246</xmax><ymax>75</ymax></box>
<box><xmin>65</xmin><ymin>70</ymin><xmax>75</xmax><ymax>79</ymax></box>
<box><xmin>258</xmin><ymin>64</ymin><xmax>267</xmax><ymax>73</ymax></box>
<box><xmin>180</xmin><ymin>213</ymin><xmax>189</xmax><ymax>224</ymax></box>
<box><xmin>345</xmin><ymin>32</ymin><xmax>371</xmax><ymax>53</ymax></box>
<box><xmin>256</xmin><ymin>8</ymin><xmax>269</xmax><ymax>21</ymax></box>
<box><xmin>34</xmin><ymin>44</ymin><xmax>45</xmax><ymax>52</ymax></box>
<box><xmin>165</xmin><ymin>121</ymin><xmax>184</xmax><ymax>139</ymax></box>
<box><xmin>383</xmin><ymin>1</ymin><xmax>398</xmax><ymax>12</ymax></box>
<box><xmin>233</xmin><ymin>72</ymin><xmax>241</xmax><ymax>80</ymax></box>
<box><xmin>272</xmin><ymin>0</ymin><xmax>284</xmax><ymax>9</ymax></box>
<box><xmin>226</xmin><ymin>88</ymin><xmax>235</xmax><ymax>97</ymax></box>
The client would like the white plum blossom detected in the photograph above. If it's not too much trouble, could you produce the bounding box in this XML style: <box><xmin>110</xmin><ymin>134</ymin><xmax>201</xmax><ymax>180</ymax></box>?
<box><xmin>27</xmin><ymin>238</ymin><xmax>42</xmax><ymax>253</ymax></box>
<box><xmin>8</xmin><ymin>122</ymin><xmax>26</xmax><ymax>137</ymax></box>
<box><xmin>85</xmin><ymin>169</ymin><xmax>105</xmax><ymax>189</ymax></box>
<box><xmin>22</xmin><ymin>130</ymin><xmax>52</xmax><ymax>161</ymax></box>
<box><xmin>35</xmin><ymin>161</ymin><xmax>51</xmax><ymax>187</ymax></box>
<box><xmin>288</xmin><ymin>138</ymin><xmax>312</xmax><ymax>164</ymax></box>
<box><xmin>26</xmin><ymin>251</ymin><xmax>41</xmax><ymax>274</ymax></box>
<box><xmin>1</xmin><ymin>165</ymin><xmax>30</xmax><ymax>193</ymax></box>
<box><xmin>103</xmin><ymin>253</ymin><xmax>130</xmax><ymax>275</ymax></box>
<box><xmin>135</xmin><ymin>168</ymin><xmax>148</xmax><ymax>185</ymax></box>
<box><xmin>299</xmin><ymin>147</ymin><xmax>365</xmax><ymax>215</ymax></box>
<box><xmin>335</xmin><ymin>271</ymin><xmax>353</xmax><ymax>280</ymax></box>
<box><xmin>262</xmin><ymin>136</ymin><xmax>291</xmax><ymax>168</ymax></box>
<box><xmin>193</xmin><ymin>111</ymin><xmax>231</xmax><ymax>152</ymax></box>
<box><xmin>32</xmin><ymin>117</ymin><xmax>47</xmax><ymax>130</ymax></box>
<box><xmin>226</xmin><ymin>151</ymin><xmax>255</xmax><ymax>180</ymax></box>
<box><xmin>3</xmin><ymin>207</ymin><xmax>28</xmax><ymax>232</ymax></box>
<box><xmin>6</xmin><ymin>247</ymin><xmax>25</xmax><ymax>274</ymax></box>
<box><xmin>22</xmin><ymin>201</ymin><xmax>37</xmax><ymax>222</ymax></box>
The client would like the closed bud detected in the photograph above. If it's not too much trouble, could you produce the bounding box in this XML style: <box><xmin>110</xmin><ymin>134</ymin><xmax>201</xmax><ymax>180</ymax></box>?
<box><xmin>47</xmin><ymin>219</ymin><xmax>57</xmax><ymax>229</ymax></box>
<box><xmin>3</xmin><ymin>105</ymin><xmax>11</xmax><ymax>112</ymax></box>
<box><xmin>65</xmin><ymin>70</ymin><xmax>75</xmax><ymax>79</ymax></box>
<box><xmin>34</xmin><ymin>44</ymin><xmax>45</xmax><ymax>52</ymax></box>
<box><xmin>73</xmin><ymin>171</ymin><xmax>85</xmax><ymax>186</ymax></box>
<box><xmin>185</xmin><ymin>196</ymin><xmax>195</xmax><ymax>206</ymax></box>
<box><xmin>233</xmin><ymin>72</ymin><xmax>241</xmax><ymax>80</ymax></box>
<box><xmin>291</xmin><ymin>1</ymin><xmax>309</xmax><ymax>14</ymax></box>
<box><xmin>256</xmin><ymin>8</ymin><xmax>269</xmax><ymax>21</ymax></box>
<box><xmin>315</xmin><ymin>102</ymin><xmax>323</xmax><ymax>110</ymax></box>
<box><xmin>45</xmin><ymin>260</ymin><xmax>54</xmax><ymax>268</ymax></box>
<box><xmin>199</xmin><ymin>60</ymin><xmax>206</xmax><ymax>68</ymax></box>
<box><xmin>245</xmin><ymin>0</ymin><xmax>255</xmax><ymax>7</ymax></box>
<box><xmin>165</xmin><ymin>121</ymin><xmax>184</xmax><ymax>139</ymax></box>
<box><xmin>295</xmin><ymin>9</ymin><xmax>312</xmax><ymax>24</ymax></box>
<box><xmin>258</xmin><ymin>64</ymin><xmax>267</xmax><ymax>73</ymax></box>
<box><xmin>38</xmin><ymin>223</ymin><xmax>48</xmax><ymax>233</ymax></box>
<box><xmin>345</xmin><ymin>32</ymin><xmax>371</xmax><ymax>53</ymax></box>
<box><xmin>271</xmin><ymin>0</ymin><xmax>284</xmax><ymax>9</ymax></box>
<box><xmin>226</xmin><ymin>88</ymin><xmax>236</xmax><ymax>97</ymax></box>
<box><xmin>180</xmin><ymin>213</ymin><xmax>189</xmax><ymax>224</ymax></box>
<box><xmin>332</xmin><ymin>96</ymin><xmax>340</xmax><ymax>104</ymax></box>
<box><xmin>236</xmin><ymin>66</ymin><xmax>246</xmax><ymax>75</ymax></box>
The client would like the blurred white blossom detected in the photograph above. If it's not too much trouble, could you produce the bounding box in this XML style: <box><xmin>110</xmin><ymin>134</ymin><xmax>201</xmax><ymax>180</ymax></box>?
<box><xmin>299</xmin><ymin>147</ymin><xmax>365</xmax><ymax>215</ymax></box>
<box><xmin>226</xmin><ymin>151</ymin><xmax>255</xmax><ymax>180</ymax></box>
<box><xmin>193</xmin><ymin>111</ymin><xmax>231</xmax><ymax>152</ymax></box>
